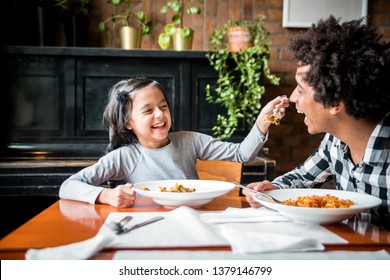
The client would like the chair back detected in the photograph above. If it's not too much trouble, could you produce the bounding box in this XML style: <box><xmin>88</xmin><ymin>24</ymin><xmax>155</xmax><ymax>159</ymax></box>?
<box><xmin>196</xmin><ymin>160</ymin><xmax>242</xmax><ymax>196</ymax></box>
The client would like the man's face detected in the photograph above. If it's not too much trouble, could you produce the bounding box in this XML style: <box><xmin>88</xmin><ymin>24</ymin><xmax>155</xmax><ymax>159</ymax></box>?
<box><xmin>289</xmin><ymin>64</ymin><xmax>333</xmax><ymax>135</ymax></box>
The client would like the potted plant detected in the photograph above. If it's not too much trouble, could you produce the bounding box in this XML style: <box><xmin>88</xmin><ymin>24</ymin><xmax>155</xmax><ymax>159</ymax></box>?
<box><xmin>55</xmin><ymin>0</ymin><xmax>90</xmax><ymax>46</ymax></box>
<box><xmin>22</xmin><ymin>0</ymin><xmax>61</xmax><ymax>46</ymax></box>
<box><xmin>98</xmin><ymin>0</ymin><xmax>152</xmax><ymax>49</ymax></box>
<box><xmin>205</xmin><ymin>14</ymin><xmax>280</xmax><ymax>140</ymax></box>
<box><xmin>158</xmin><ymin>0</ymin><xmax>204</xmax><ymax>51</ymax></box>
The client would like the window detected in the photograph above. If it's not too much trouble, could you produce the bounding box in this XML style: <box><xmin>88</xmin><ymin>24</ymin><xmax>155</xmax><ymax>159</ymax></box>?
<box><xmin>283</xmin><ymin>0</ymin><xmax>368</xmax><ymax>28</ymax></box>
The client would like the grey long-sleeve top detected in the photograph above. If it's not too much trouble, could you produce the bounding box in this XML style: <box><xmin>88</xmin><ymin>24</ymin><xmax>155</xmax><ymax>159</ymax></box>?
<box><xmin>59</xmin><ymin>125</ymin><xmax>267</xmax><ymax>204</ymax></box>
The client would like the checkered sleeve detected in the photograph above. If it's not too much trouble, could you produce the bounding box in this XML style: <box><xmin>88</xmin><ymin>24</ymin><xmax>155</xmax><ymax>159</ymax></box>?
<box><xmin>272</xmin><ymin>134</ymin><xmax>334</xmax><ymax>189</ymax></box>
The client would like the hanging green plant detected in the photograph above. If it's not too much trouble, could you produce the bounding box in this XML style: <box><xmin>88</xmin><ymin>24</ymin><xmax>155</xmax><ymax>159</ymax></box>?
<box><xmin>205</xmin><ymin>14</ymin><xmax>280</xmax><ymax>140</ymax></box>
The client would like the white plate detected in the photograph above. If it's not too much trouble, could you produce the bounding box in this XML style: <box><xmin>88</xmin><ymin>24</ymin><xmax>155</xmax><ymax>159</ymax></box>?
<box><xmin>253</xmin><ymin>189</ymin><xmax>382</xmax><ymax>224</ymax></box>
<box><xmin>133</xmin><ymin>179</ymin><xmax>235</xmax><ymax>208</ymax></box>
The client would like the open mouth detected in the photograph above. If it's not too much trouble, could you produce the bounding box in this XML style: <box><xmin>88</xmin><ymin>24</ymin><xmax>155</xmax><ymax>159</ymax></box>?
<box><xmin>296</xmin><ymin>108</ymin><xmax>309</xmax><ymax>126</ymax></box>
<box><xmin>152</xmin><ymin>122</ymin><xmax>166</xmax><ymax>129</ymax></box>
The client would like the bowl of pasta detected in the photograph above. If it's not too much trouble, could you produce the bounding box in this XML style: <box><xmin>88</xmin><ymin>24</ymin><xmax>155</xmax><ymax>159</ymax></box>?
<box><xmin>133</xmin><ymin>179</ymin><xmax>236</xmax><ymax>208</ymax></box>
<box><xmin>253</xmin><ymin>189</ymin><xmax>382</xmax><ymax>224</ymax></box>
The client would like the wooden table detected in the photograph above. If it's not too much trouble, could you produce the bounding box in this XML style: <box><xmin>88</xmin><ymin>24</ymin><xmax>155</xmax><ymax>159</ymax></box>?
<box><xmin>0</xmin><ymin>196</ymin><xmax>389</xmax><ymax>260</ymax></box>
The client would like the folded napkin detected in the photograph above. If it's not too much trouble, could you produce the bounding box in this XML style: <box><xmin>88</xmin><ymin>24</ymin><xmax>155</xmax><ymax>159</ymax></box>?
<box><xmin>200</xmin><ymin>207</ymin><xmax>347</xmax><ymax>253</ymax></box>
<box><xmin>200</xmin><ymin>207</ymin><xmax>289</xmax><ymax>224</ymax></box>
<box><xmin>25</xmin><ymin>231</ymin><xmax>115</xmax><ymax>260</ymax></box>
<box><xmin>114</xmin><ymin>249</ymin><xmax>390</xmax><ymax>260</ymax></box>
<box><xmin>104</xmin><ymin>206</ymin><xmax>228</xmax><ymax>248</ymax></box>
<box><xmin>219</xmin><ymin>224</ymin><xmax>325</xmax><ymax>254</ymax></box>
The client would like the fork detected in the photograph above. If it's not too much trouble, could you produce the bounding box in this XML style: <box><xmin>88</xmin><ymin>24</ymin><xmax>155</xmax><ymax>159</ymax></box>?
<box><xmin>232</xmin><ymin>182</ymin><xmax>284</xmax><ymax>204</ymax></box>
<box><xmin>105</xmin><ymin>216</ymin><xmax>133</xmax><ymax>233</ymax></box>
<box><xmin>117</xmin><ymin>216</ymin><xmax>165</xmax><ymax>235</ymax></box>
<box><xmin>265</xmin><ymin>95</ymin><xmax>287</xmax><ymax>125</ymax></box>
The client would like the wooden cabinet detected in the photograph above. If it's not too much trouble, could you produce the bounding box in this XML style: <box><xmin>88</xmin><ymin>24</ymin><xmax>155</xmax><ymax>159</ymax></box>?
<box><xmin>2</xmin><ymin>47</ymin><xmax>232</xmax><ymax>156</ymax></box>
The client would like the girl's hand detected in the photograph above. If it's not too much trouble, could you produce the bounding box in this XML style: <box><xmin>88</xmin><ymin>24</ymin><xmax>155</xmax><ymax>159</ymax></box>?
<box><xmin>256</xmin><ymin>95</ymin><xmax>289</xmax><ymax>134</ymax></box>
<box><xmin>96</xmin><ymin>183</ymin><xmax>136</xmax><ymax>208</ymax></box>
<box><xmin>243</xmin><ymin>180</ymin><xmax>278</xmax><ymax>208</ymax></box>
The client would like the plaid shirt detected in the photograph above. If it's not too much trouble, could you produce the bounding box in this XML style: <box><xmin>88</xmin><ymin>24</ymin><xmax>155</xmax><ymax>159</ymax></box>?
<box><xmin>273</xmin><ymin>113</ymin><xmax>390</xmax><ymax>230</ymax></box>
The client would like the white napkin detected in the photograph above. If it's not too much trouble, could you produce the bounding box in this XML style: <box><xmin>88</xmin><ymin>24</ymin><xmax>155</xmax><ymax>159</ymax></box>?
<box><xmin>114</xmin><ymin>249</ymin><xmax>390</xmax><ymax>260</ymax></box>
<box><xmin>200</xmin><ymin>207</ymin><xmax>347</xmax><ymax>253</ymax></box>
<box><xmin>25</xmin><ymin>231</ymin><xmax>115</xmax><ymax>260</ymax></box>
<box><xmin>200</xmin><ymin>207</ymin><xmax>289</xmax><ymax>224</ymax></box>
<box><xmin>103</xmin><ymin>206</ymin><xmax>228</xmax><ymax>248</ymax></box>
<box><xmin>219</xmin><ymin>224</ymin><xmax>325</xmax><ymax>254</ymax></box>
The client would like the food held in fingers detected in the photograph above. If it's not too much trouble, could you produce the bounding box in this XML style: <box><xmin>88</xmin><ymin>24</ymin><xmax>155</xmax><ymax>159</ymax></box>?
<box><xmin>264</xmin><ymin>114</ymin><xmax>281</xmax><ymax>125</ymax></box>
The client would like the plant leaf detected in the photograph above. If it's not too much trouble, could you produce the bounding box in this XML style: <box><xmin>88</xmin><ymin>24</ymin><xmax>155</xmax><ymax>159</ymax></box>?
<box><xmin>182</xmin><ymin>28</ymin><xmax>191</xmax><ymax>37</ymax></box>
<box><xmin>158</xmin><ymin>33</ymin><xmax>171</xmax><ymax>50</ymax></box>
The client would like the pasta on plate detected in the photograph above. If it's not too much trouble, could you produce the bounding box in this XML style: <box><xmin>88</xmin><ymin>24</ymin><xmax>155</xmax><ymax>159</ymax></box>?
<box><xmin>139</xmin><ymin>183</ymin><xmax>196</xmax><ymax>193</ymax></box>
<box><xmin>283</xmin><ymin>194</ymin><xmax>355</xmax><ymax>208</ymax></box>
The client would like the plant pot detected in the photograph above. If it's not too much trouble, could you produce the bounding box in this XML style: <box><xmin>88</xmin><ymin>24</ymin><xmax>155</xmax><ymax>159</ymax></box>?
<box><xmin>172</xmin><ymin>28</ymin><xmax>193</xmax><ymax>51</ymax></box>
<box><xmin>63</xmin><ymin>14</ymin><xmax>89</xmax><ymax>47</ymax></box>
<box><xmin>120</xmin><ymin>26</ymin><xmax>142</xmax><ymax>49</ymax></box>
<box><xmin>36</xmin><ymin>6</ymin><xmax>59</xmax><ymax>46</ymax></box>
<box><xmin>228</xmin><ymin>26</ymin><xmax>252</xmax><ymax>52</ymax></box>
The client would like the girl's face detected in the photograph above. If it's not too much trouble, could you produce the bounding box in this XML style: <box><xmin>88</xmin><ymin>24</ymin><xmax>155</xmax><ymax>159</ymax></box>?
<box><xmin>126</xmin><ymin>85</ymin><xmax>172</xmax><ymax>148</ymax></box>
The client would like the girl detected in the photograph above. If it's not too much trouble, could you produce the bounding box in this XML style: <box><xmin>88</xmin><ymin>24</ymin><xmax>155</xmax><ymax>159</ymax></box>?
<box><xmin>59</xmin><ymin>77</ymin><xmax>289</xmax><ymax>207</ymax></box>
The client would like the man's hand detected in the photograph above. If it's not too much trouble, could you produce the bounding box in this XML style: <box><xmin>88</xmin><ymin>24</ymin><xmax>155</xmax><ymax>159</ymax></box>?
<box><xmin>243</xmin><ymin>180</ymin><xmax>278</xmax><ymax>208</ymax></box>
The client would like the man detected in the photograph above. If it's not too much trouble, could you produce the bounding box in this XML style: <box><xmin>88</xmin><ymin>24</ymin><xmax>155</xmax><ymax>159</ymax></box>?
<box><xmin>244</xmin><ymin>15</ymin><xmax>390</xmax><ymax>230</ymax></box>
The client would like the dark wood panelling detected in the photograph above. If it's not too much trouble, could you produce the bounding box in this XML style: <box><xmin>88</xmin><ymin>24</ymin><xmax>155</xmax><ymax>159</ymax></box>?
<box><xmin>2</xmin><ymin>47</ymin><xmax>222</xmax><ymax>152</ymax></box>
<box><xmin>5</xmin><ymin>54</ymin><xmax>70</xmax><ymax>140</ymax></box>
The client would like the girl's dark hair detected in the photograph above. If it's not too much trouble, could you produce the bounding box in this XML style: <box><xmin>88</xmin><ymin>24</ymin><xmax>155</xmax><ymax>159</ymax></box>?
<box><xmin>288</xmin><ymin>15</ymin><xmax>390</xmax><ymax>121</ymax></box>
<box><xmin>103</xmin><ymin>76</ymin><xmax>169</xmax><ymax>153</ymax></box>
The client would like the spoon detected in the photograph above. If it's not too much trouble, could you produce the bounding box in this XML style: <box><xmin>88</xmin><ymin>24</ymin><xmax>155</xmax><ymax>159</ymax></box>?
<box><xmin>232</xmin><ymin>182</ymin><xmax>284</xmax><ymax>204</ymax></box>
<box><xmin>105</xmin><ymin>216</ymin><xmax>133</xmax><ymax>233</ymax></box>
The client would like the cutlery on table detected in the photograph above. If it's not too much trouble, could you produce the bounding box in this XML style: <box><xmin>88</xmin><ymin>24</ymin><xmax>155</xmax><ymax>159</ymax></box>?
<box><xmin>232</xmin><ymin>182</ymin><xmax>284</xmax><ymax>204</ymax></box>
<box><xmin>105</xmin><ymin>215</ymin><xmax>133</xmax><ymax>232</ymax></box>
<box><xmin>117</xmin><ymin>216</ymin><xmax>165</xmax><ymax>235</ymax></box>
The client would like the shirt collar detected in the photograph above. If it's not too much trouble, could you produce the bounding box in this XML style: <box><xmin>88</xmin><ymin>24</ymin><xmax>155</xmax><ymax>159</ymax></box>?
<box><xmin>332</xmin><ymin>113</ymin><xmax>390</xmax><ymax>166</ymax></box>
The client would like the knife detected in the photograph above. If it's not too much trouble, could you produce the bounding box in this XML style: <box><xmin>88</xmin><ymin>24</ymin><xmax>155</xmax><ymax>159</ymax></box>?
<box><xmin>116</xmin><ymin>216</ymin><xmax>165</xmax><ymax>235</ymax></box>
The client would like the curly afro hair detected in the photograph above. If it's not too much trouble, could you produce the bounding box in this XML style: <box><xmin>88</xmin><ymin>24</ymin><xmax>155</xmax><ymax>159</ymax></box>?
<box><xmin>288</xmin><ymin>15</ymin><xmax>390</xmax><ymax>122</ymax></box>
